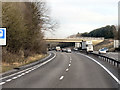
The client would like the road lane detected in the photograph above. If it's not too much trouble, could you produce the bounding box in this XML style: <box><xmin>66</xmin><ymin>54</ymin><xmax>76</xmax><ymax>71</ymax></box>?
<box><xmin>57</xmin><ymin>52</ymin><xmax>118</xmax><ymax>88</ymax></box>
<box><xmin>2</xmin><ymin>52</ymin><xmax>119</xmax><ymax>88</ymax></box>
<box><xmin>3</xmin><ymin>52</ymin><xmax>70</xmax><ymax>88</ymax></box>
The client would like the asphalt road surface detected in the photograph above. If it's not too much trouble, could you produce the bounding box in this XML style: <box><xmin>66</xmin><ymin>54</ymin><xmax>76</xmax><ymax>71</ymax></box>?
<box><xmin>1</xmin><ymin>51</ymin><xmax>119</xmax><ymax>88</ymax></box>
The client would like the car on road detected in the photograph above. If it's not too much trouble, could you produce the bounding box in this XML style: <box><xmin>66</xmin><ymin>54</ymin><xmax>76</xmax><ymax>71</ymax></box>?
<box><xmin>67</xmin><ymin>48</ymin><xmax>72</xmax><ymax>53</ymax></box>
<box><xmin>62</xmin><ymin>48</ymin><xmax>67</xmax><ymax>52</ymax></box>
<box><xmin>102</xmin><ymin>47</ymin><xmax>109</xmax><ymax>52</ymax></box>
<box><xmin>56</xmin><ymin>46</ymin><xmax>61</xmax><ymax>51</ymax></box>
<box><xmin>73</xmin><ymin>48</ymin><xmax>78</xmax><ymax>51</ymax></box>
<box><xmin>98</xmin><ymin>48</ymin><xmax>107</xmax><ymax>54</ymax></box>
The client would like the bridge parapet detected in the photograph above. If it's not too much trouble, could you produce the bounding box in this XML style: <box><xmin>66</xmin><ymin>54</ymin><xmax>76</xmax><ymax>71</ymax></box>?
<box><xmin>44</xmin><ymin>37</ymin><xmax>104</xmax><ymax>45</ymax></box>
<box><xmin>67</xmin><ymin>37</ymin><xmax>104</xmax><ymax>40</ymax></box>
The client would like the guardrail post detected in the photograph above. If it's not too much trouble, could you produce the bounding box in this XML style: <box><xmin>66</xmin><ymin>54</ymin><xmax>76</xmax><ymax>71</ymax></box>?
<box><xmin>108</xmin><ymin>59</ymin><xmax>109</xmax><ymax>63</ymax></box>
<box><xmin>113</xmin><ymin>61</ymin><xmax>114</xmax><ymax>66</ymax></box>
<box><xmin>109</xmin><ymin>60</ymin><xmax>111</xmax><ymax>64</ymax></box>
<box><xmin>116</xmin><ymin>63</ymin><xmax>119</xmax><ymax>67</ymax></box>
<box><xmin>114</xmin><ymin>61</ymin><xmax>116</xmax><ymax>66</ymax></box>
<box><xmin>91</xmin><ymin>52</ymin><xmax>119</xmax><ymax>68</ymax></box>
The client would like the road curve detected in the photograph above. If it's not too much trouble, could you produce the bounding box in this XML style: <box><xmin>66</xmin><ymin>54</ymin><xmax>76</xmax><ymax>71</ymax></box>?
<box><xmin>2</xmin><ymin>51</ymin><xmax>119</xmax><ymax>88</ymax></box>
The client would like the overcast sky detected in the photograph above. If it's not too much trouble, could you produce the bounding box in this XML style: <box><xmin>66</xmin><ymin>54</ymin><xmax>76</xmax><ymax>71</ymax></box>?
<box><xmin>45</xmin><ymin>0</ymin><xmax>119</xmax><ymax>38</ymax></box>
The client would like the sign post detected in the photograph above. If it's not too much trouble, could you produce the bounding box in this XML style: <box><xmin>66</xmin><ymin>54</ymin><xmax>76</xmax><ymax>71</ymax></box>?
<box><xmin>0</xmin><ymin>1</ymin><xmax>2</xmax><ymax>90</ymax></box>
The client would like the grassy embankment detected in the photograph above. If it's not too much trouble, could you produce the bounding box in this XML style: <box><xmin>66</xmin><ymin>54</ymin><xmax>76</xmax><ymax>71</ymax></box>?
<box><xmin>2</xmin><ymin>51</ymin><xmax>48</xmax><ymax>73</ymax></box>
<box><xmin>93</xmin><ymin>39</ymin><xmax>114</xmax><ymax>51</ymax></box>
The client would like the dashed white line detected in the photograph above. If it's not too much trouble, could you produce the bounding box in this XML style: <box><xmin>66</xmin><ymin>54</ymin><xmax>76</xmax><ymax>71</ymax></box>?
<box><xmin>70</xmin><ymin>61</ymin><xmax>71</xmax><ymax>63</ymax></box>
<box><xmin>6</xmin><ymin>79</ymin><xmax>12</xmax><ymax>82</ymax></box>
<box><xmin>69</xmin><ymin>64</ymin><xmax>71</xmax><ymax>67</ymax></box>
<box><xmin>17</xmin><ymin>74</ymin><xmax>22</xmax><ymax>77</ymax></box>
<box><xmin>0</xmin><ymin>52</ymin><xmax>57</xmax><ymax>85</ymax></box>
<box><xmin>59</xmin><ymin>76</ymin><xmax>64</xmax><ymax>80</ymax></box>
<box><xmin>0</xmin><ymin>52</ymin><xmax>53</xmax><ymax>81</ymax></box>
<box><xmin>12</xmin><ymin>77</ymin><xmax>18</xmax><ymax>80</ymax></box>
<box><xmin>66</xmin><ymin>68</ymin><xmax>69</xmax><ymax>72</ymax></box>
<box><xmin>21</xmin><ymin>73</ymin><xmax>25</xmax><ymax>76</ymax></box>
<box><xmin>31</xmin><ymin>69</ymin><xmax>34</xmax><ymax>71</ymax></box>
<box><xmin>28</xmin><ymin>70</ymin><xmax>32</xmax><ymax>72</ymax></box>
<box><xmin>0</xmin><ymin>82</ymin><xmax>6</xmax><ymax>85</ymax></box>
<box><xmin>25</xmin><ymin>71</ymin><xmax>30</xmax><ymax>74</ymax></box>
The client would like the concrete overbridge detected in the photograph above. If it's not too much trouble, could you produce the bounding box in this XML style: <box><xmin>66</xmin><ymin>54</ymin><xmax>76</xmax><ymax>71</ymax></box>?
<box><xmin>44</xmin><ymin>37</ymin><xmax>104</xmax><ymax>48</ymax></box>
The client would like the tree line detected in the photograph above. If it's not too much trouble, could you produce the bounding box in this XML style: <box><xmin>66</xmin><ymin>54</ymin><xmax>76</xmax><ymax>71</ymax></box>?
<box><xmin>2</xmin><ymin>2</ymin><xmax>56</xmax><ymax>63</ymax></box>
<box><xmin>75</xmin><ymin>25</ymin><xmax>118</xmax><ymax>39</ymax></box>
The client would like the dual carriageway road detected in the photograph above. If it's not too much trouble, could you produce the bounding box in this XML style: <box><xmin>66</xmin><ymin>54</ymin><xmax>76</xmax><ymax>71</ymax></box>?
<box><xmin>1</xmin><ymin>51</ymin><xmax>119</xmax><ymax>88</ymax></box>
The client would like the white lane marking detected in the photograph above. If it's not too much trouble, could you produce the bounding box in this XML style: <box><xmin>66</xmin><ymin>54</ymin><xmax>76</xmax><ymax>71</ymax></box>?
<box><xmin>77</xmin><ymin>53</ymin><xmax>120</xmax><ymax>84</ymax></box>
<box><xmin>66</xmin><ymin>68</ymin><xmax>69</xmax><ymax>72</ymax></box>
<box><xmin>25</xmin><ymin>71</ymin><xmax>30</xmax><ymax>74</ymax></box>
<box><xmin>70</xmin><ymin>61</ymin><xmax>71</xmax><ymax>63</ymax></box>
<box><xmin>0</xmin><ymin>52</ymin><xmax>56</xmax><ymax>85</ymax></box>
<box><xmin>0</xmin><ymin>52</ymin><xmax>52</xmax><ymax>81</ymax></box>
<box><xmin>28</xmin><ymin>70</ymin><xmax>32</xmax><ymax>72</ymax></box>
<box><xmin>6</xmin><ymin>79</ymin><xmax>12</xmax><ymax>82</ymax></box>
<box><xmin>12</xmin><ymin>77</ymin><xmax>18</xmax><ymax>80</ymax></box>
<box><xmin>69</xmin><ymin>56</ymin><xmax>72</xmax><ymax>60</ymax></box>
<box><xmin>69</xmin><ymin>64</ymin><xmax>71</xmax><ymax>67</ymax></box>
<box><xmin>17</xmin><ymin>74</ymin><xmax>22</xmax><ymax>77</ymax></box>
<box><xmin>59</xmin><ymin>76</ymin><xmax>64</xmax><ymax>80</ymax></box>
<box><xmin>0</xmin><ymin>82</ymin><xmax>6</xmax><ymax>85</ymax></box>
<box><xmin>21</xmin><ymin>73</ymin><xmax>25</xmax><ymax>76</ymax></box>
<box><xmin>31</xmin><ymin>68</ymin><xmax>35</xmax><ymax>71</ymax></box>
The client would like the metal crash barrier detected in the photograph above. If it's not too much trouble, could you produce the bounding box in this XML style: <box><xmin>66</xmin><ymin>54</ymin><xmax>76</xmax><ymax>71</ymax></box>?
<box><xmin>90</xmin><ymin>52</ymin><xmax>120</xmax><ymax>68</ymax></box>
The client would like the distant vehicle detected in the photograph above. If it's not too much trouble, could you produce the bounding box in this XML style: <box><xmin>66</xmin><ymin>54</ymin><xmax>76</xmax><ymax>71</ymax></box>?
<box><xmin>102</xmin><ymin>48</ymin><xmax>108</xmax><ymax>52</ymax></box>
<box><xmin>67</xmin><ymin>48</ymin><xmax>72</xmax><ymax>53</ymax></box>
<box><xmin>81</xmin><ymin>41</ymin><xmax>93</xmax><ymax>52</ymax></box>
<box><xmin>62</xmin><ymin>48</ymin><xmax>67</xmax><ymax>52</ymax></box>
<box><xmin>75</xmin><ymin>43</ymin><xmax>81</xmax><ymax>48</ymax></box>
<box><xmin>73</xmin><ymin>48</ymin><xmax>78</xmax><ymax>51</ymax></box>
<box><xmin>51</xmin><ymin>47</ymin><xmax>56</xmax><ymax>51</ymax></box>
<box><xmin>56</xmin><ymin>46</ymin><xmax>61</xmax><ymax>51</ymax></box>
<box><xmin>98</xmin><ymin>48</ymin><xmax>107</xmax><ymax>54</ymax></box>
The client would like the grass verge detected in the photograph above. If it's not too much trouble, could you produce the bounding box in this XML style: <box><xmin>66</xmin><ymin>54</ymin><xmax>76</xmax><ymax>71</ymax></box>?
<box><xmin>1</xmin><ymin>54</ymin><xmax>48</xmax><ymax>73</ymax></box>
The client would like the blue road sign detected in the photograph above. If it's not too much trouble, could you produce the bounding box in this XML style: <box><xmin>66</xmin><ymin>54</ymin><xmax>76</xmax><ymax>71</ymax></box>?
<box><xmin>0</xmin><ymin>29</ymin><xmax>5</xmax><ymax>39</ymax></box>
<box><xmin>0</xmin><ymin>28</ymin><xmax>6</xmax><ymax>45</ymax></box>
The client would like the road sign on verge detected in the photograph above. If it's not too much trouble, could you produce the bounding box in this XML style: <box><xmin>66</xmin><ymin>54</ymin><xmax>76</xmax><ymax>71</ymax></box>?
<box><xmin>0</xmin><ymin>28</ymin><xmax>6</xmax><ymax>45</ymax></box>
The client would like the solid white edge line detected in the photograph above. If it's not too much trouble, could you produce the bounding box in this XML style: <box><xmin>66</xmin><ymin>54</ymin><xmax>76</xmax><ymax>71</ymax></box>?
<box><xmin>77</xmin><ymin>53</ymin><xmax>120</xmax><ymax>84</ymax></box>
<box><xmin>0</xmin><ymin>53</ymin><xmax>52</xmax><ymax>81</ymax></box>
<box><xmin>0</xmin><ymin>52</ymin><xmax>56</xmax><ymax>84</ymax></box>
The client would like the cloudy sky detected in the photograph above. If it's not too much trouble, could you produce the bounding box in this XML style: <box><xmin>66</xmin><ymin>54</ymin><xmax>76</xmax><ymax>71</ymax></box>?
<box><xmin>45</xmin><ymin>0</ymin><xmax>119</xmax><ymax>38</ymax></box>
